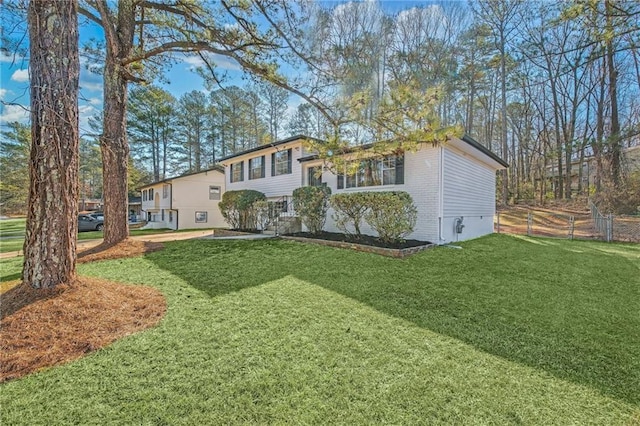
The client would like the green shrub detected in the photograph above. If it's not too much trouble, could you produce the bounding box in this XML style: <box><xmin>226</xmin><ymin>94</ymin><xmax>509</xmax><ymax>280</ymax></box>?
<box><xmin>330</xmin><ymin>192</ymin><xmax>371</xmax><ymax>237</ymax></box>
<box><xmin>293</xmin><ymin>186</ymin><xmax>332</xmax><ymax>234</ymax></box>
<box><xmin>219</xmin><ymin>190</ymin><xmax>267</xmax><ymax>230</ymax></box>
<box><xmin>364</xmin><ymin>191</ymin><xmax>417</xmax><ymax>243</ymax></box>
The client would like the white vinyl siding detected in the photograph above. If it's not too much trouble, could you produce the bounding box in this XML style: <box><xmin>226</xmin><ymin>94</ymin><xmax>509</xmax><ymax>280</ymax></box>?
<box><xmin>225</xmin><ymin>143</ymin><xmax>303</xmax><ymax>198</ymax></box>
<box><xmin>443</xmin><ymin>148</ymin><xmax>495</xmax><ymax>217</ymax></box>
<box><xmin>441</xmin><ymin>146</ymin><xmax>497</xmax><ymax>242</ymax></box>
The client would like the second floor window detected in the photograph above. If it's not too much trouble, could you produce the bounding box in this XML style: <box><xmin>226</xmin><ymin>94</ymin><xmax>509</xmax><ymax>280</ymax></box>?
<box><xmin>163</xmin><ymin>184</ymin><xmax>169</xmax><ymax>199</ymax></box>
<box><xmin>231</xmin><ymin>161</ymin><xmax>244</xmax><ymax>183</ymax></box>
<box><xmin>271</xmin><ymin>149</ymin><xmax>292</xmax><ymax>176</ymax></box>
<box><xmin>249</xmin><ymin>156</ymin><xmax>265</xmax><ymax>180</ymax></box>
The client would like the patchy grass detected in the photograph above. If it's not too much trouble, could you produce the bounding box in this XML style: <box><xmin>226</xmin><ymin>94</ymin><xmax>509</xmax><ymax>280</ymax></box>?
<box><xmin>0</xmin><ymin>234</ymin><xmax>638</xmax><ymax>424</ymax></box>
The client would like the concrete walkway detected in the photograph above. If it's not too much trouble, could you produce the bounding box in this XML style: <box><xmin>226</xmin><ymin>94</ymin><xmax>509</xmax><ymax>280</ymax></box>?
<box><xmin>0</xmin><ymin>230</ymin><xmax>273</xmax><ymax>260</ymax></box>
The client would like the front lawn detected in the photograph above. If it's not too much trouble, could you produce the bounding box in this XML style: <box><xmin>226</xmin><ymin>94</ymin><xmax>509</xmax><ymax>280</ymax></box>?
<box><xmin>1</xmin><ymin>234</ymin><xmax>638</xmax><ymax>423</ymax></box>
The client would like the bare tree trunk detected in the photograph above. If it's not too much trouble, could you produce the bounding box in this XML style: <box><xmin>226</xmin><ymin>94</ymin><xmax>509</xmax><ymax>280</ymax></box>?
<box><xmin>98</xmin><ymin>0</ymin><xmax>136</xmax><ymax>245</ymax></box>
<box><xmin>24</xmin><ymin>0</ymin><xmax>79</xmax><ymax>288</ymax></box>
<box><xmin>605</xmin><ymin>0</ymin><xmax>622</xmax><ymax>187</ymax></box>
<box><xmin>500</xmin><ymin>29</ymin><xmax>509</xmax><ymax>205</ymax></box>
<box><xmin>101</xmin><ymin>61</ymin><xmax>130</xmax><ymax>245</ymax></box>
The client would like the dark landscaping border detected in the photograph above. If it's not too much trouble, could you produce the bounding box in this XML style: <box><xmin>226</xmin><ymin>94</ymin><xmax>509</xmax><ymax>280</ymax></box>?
<box><xmin>212</xmin><ymin>229</ymin><xmax>258</xmax><ymax>237</ymax></box>
<box><xmin>281</xmin><ymin>235</ymin><xmax>436</xmax><ymax>258</ymax></box>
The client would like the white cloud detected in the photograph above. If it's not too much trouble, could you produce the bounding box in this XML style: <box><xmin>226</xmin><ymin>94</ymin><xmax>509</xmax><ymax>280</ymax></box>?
<box><xmin>0</xmin><ymin>104</ymin><xmax>30</xmax><ymax>124</ymax></box>
<box><xmin>88</xmin><ymin>97</ymin><xmax>102</xmax><ymax>106</ymax></box>
<box><xmin>80</xmin><ymin>81</ymin><xmax>103</xmax><ymax>92</ymax></box>
<box><xmin>79</xmin><ymin>104</ymin><xmax>98</xmax><ymax>134</ymax></box>
<box><xmin>11</xmin><ymin>69</ymin><xmax>29</xmax><ymax>82</ymax></box>
<box><xmin>0</xmin><ymin>52</ymin><xmax>25</xmax><ymax>63</ymax></box>
<box><xmin>183</xmin><ymin>55</ymin><xmax>205</xmax><ymax>67</ymax></box>
<box><xmin>0</xmin><ymin>88</ymin><xmax>7</xmax><ymax>100</ymax></box>
<box><xmin>182</xmin><ymin>53</ymin><xmax>241</xmax><ymax>72</ymax></box>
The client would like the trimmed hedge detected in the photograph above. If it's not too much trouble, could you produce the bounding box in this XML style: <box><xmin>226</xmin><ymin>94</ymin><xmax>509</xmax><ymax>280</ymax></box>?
<box><xmin>330</xmin><ymin>192</ymin><xmax>370</xmax><ymax>237</ymax></box>
<box><xmin>293</xmin><ymin>186</ymin><xmax>332</xmax><ymax>234</ymax></box>
<box><xmin>330</xmin><ymin>191</ymin><xmax>417</xmax><ymax>242</ymax></box>
<box><xmin>364</xmin><ymin>191</ymin><xmax>417</xmax><ymax>243</ymax></box>
<box><xmin>219</xmin><ymin>190</ymin><xmax>267</xmax><ymax>231</ymax></box>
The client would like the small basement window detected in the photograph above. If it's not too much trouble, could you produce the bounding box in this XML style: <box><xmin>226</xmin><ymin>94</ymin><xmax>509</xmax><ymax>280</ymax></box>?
<box><xmin>195</xmin><ymin>211</ymin><xmax>208</xmax><ymax>223</ymax></box>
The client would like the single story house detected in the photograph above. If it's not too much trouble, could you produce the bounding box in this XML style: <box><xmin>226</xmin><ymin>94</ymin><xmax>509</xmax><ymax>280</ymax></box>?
<box><xmin>219</xmin><ymin>134</ymin><xmax>508</xmax><ymax>244</ymax></box>
<box><xmin>139</xmin><ymin>166</ymin><xmax>226</xmax><ymax>230</ymax></box>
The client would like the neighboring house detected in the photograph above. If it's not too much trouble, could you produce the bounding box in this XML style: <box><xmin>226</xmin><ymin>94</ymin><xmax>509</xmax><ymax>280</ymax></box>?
<box><xmin>128</xmin><ymin>196</ymin><xmax>142</xmax><ymax>222</ymax></box>
<box><xmin>139</xmin><ymin>166</ymin><xmax>226</xmax><ymax>230</ymax></box>
<box><xmin>219</xmin><ymin>134</ymin><xmax>508</xmax><ymax>244</ymax></box>
<box><xmin>544</xmin><ymin>144</ymin><xmax>640</xmax><ymax>195</ymax></box>
<box><xmin>79</xmin><ymin>198</ymin><xmax>102</xmax><ymax>212</ymax></box>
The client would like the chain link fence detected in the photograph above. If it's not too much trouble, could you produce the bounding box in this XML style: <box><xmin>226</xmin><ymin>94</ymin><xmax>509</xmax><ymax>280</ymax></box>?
<box><xmin>495</xmin><ymin>205</ymin><xmax>640</xmax><ymax>243</ymax></box>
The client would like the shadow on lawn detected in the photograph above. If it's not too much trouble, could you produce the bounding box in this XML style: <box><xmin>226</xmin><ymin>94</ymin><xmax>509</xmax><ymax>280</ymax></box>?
<box><xmin>147</xmin><ymin>234</ymin><xmax>640</xmax><ymax>406</ymax></box>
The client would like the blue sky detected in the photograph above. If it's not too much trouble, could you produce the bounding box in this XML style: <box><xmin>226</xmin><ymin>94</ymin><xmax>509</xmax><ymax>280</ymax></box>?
<box><xmin>0</xmin><ymin>1</ymin><xmax>452</xmax><ymax>135</ymax></box>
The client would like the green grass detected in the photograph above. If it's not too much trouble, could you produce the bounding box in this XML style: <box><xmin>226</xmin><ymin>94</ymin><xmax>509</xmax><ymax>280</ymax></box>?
<box><xmin>0</xmin><ymin>218</ymin><xmax>27</xmax><ymax>237</ymax></box>
<box><xmin>1</xmin><ymin>234</ymin><xmax>639</xmax><ymax>424</ymax></box>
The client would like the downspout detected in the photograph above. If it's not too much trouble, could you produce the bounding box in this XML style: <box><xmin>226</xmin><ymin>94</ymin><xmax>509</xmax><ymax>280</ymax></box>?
<box><xmin>169</xmin><ymin>183</ymin><xmax>175</xmax><ymax>230</ymax></box>
<box><xmin>438</xmin><ymin>145</ymin><xmax>445</xmax><ymax>243</ymax></box>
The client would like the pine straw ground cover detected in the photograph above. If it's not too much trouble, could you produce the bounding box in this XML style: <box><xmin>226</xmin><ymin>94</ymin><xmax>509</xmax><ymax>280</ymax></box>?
<box><xmin>0</xmin><ymin>239</ymin><xmax>167</xmax><ymax>382</ymax></box>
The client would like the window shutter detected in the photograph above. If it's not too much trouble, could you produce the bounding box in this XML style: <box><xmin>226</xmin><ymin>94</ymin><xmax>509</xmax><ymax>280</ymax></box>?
<box><xmin>240</xmin><ymin>161</ymin><xmax>244</xmax><ymax>181</ymax></box>
<box><xmin>287</xmin><ymin>149</ymin><xmax>292</xmax><ymax>174</ymax></box>
<box><xmin>337</xmin><ymin>173</ymin><xmax>344</xmax><ymax>189</ymax></box>
<box><xmin>271</xmin><ymin>153</ymin><xmax>275</xmax><ymax>176</ymax></box>
<box><xmin>260</xmin><ymin>155</ymin><xmax>265</xmax><ymax>178</ymax></box>
<box><xmin>395</xmin><ymin>155</ymin><xmax>404</xmax><ymax>185</ymax></box>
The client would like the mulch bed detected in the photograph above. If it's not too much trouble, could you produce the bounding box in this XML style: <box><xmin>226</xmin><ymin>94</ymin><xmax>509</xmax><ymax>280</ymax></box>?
<box><xmin>77</xmin><ymin>239</ymin><xmax>164</xmax><ymax>263</ymax></box>
<box><xmin>0</xmin><ymin>239</ymin><xmax>168</xmax><ymax>382</ymax></box>
<box><xmin>286</xmin><ymin>231</ymin><xmax>431</xmax><ymax>250</ymax></box>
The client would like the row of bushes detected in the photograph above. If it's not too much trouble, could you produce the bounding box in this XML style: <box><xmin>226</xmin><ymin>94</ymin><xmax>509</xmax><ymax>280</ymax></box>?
<box><xmin>219</xmin><ymin>188</ymin><xmax>418</xmax><ymax>243</ymax></box>
<box><xmin>293</xmin><ymin>187</ymin><xmax>417</xmax><ymax>243</ymax></box>
<box><xmin>329</xmin><ymin>191</ymin><xmax>417</xmax><ymax>243</ymax></box>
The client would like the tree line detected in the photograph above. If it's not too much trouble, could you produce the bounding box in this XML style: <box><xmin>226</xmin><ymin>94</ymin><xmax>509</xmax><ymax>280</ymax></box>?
<box><xmin>91</xmin><ymin>0</ymin><xmax>640</xmax><ymax>207</ymax></box>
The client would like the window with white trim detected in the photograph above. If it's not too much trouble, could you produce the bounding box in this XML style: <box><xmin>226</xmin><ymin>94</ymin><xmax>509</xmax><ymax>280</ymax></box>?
<box><xmin>339</xmin><ymin>154</ymin><xmax>404</xmax><ymax>189</ymax></box>
<box><xmin>272</xmin><ymin>149</ymin><xmax>291</xmax><ymax>176</ymax></box>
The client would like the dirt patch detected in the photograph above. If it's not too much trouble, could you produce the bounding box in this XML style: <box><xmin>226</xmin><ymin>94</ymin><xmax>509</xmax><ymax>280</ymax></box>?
<box><xmin>78</xmin><ymin>239</ymin><xmax>164</xmax><ymax>263</ymax></box>
<box><xmin>0</xmin><ymin>277</ymin><xmax>166</xmax><ymax>382</ymax></box>
<box><xmin>496</xmin><ymin>206</ymin><xmax>598</xmax><ymax>239</ymax></box>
